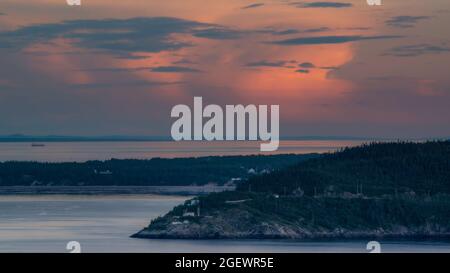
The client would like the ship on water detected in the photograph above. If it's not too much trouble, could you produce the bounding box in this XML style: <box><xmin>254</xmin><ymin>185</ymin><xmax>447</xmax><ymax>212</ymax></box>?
<box><xmin>31</xmin><ymin>143</ymin><xmax>46</xmax><ymax>147</ymax></box>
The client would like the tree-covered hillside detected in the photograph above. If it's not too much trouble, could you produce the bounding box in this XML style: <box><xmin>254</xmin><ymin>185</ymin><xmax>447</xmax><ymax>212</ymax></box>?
<box><xmin>136</xmin><ymin>141</ymin><xmax>450</xmax><ymax>239</ymax></box>
<box><xmin>239</xmin><ymin>141</ymin><xmax>450</xmax><ymax>197</ymax></box>
<box><xmin>0</xmin><ymin>154</ymin><xmax>316</xmax><ymax>186</ymax></box>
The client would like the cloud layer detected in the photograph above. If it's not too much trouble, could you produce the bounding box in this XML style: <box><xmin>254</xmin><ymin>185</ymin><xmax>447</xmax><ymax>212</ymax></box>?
<box><xmin>290</xmin><ymin>2</ymin><xmax>352</xmax><ymax>8</ymax></box>
<box><xmin>271</xmin><ymin>35</ymin><xmax>402</xmax><ymax>45</ymax></box>
<box><xmin>386</xmin><ymin>44</ymin><xmax>450</xmax><ymax>57</ymax></box>
<box><xmin>241</xmin><ymin>3</ymin><xmax>265</xmax><ymax>9</ymax></box>
<box><xmin>0</xmin><ymin>17</ymin><xmax>242</xmax><ymax>53</ymax></box>
<box><xmin>385</xmin><ymin>16</ymin><xmax>431</xmax><ymax>28</ymax></box>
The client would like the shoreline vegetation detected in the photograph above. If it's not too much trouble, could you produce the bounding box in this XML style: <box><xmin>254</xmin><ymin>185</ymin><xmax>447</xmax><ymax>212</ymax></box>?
<box><xmin>133</xmin><ymin>141</ymin><xmax>450</xmax><ymax>240</ymax></box>
<box><xmin>0</xmin><ymin>154</ymin><xmax>317</xmax><ymax>191</ymax></box>
<box><xmin>0</xmin><ymin>185</ymin><xmax>235</xmax><ymax>196</ymax></box>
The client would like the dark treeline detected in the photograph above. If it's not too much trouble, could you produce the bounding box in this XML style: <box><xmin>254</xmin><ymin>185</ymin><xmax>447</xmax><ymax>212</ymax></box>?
<box><xmin>0</xmin><ymin>154</ymin><xmax>316</xmax><ymax>186</ymax></box>
<box><xmin>238</xmin><ymin>141</ymin><xmax>450</xmax><ymax>197</ymax></box>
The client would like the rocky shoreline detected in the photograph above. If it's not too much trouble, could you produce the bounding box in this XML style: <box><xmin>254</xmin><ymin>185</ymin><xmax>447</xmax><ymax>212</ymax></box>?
<box><xmin>132</xmin><ymin>230</ymin><xmax>450</xmax><ymax>240</ymax></box>
<box><xmin>131</xmin><ymin>196</ymin><xmax>450</xmax><ymax>241</ymax></box>
<box><xmin>132</xmin><ymin>221</ymin><xmax>450</xmax><ymax>240</ymax></box>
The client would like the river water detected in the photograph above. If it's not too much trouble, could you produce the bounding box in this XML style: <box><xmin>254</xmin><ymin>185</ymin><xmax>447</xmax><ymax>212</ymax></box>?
<box><xmin>0</xmin><ymin>195</ymin><xmax>449</xmax><ymax>253</ymax></box>
<box><xmin>0</xmin><ymin>140</ymin><xmax>365</xmax><ymax>162</ymax></box>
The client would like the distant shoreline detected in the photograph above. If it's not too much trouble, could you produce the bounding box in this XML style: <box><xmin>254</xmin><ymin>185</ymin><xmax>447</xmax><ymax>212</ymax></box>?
<box><xmin>0</xmin><ymin>135</ymin><xmax>391</xmax><ymax>143</ymax></box>
<box><xmin>0</xmin><ymin>185</ymin><xmax>235</xmax><ymax>196</ymax></box>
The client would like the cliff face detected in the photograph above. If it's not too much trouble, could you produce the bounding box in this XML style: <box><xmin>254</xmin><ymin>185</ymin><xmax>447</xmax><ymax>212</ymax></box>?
<box><xmin>133</xmin><ymin>142</ymin><xmax>450</xmax><ymax>240</ymax></box>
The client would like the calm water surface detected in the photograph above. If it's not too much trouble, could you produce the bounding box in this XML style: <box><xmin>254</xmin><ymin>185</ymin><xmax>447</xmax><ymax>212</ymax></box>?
<box><xmin>0</xmin><ymin>195</ymin><xmax>448</xmax><ymax>253</ymax></box>
<box><xmin>0</xmin><ymin>140</ymin><xmax>365</xmax><ymax>162</ymax></box>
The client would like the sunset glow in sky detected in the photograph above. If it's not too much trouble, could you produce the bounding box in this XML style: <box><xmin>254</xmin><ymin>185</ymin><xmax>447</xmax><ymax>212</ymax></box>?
<box><xmin>0</xmin><ymin>0</ymin><xmax>450</xmax><ymax>138</ymax></box>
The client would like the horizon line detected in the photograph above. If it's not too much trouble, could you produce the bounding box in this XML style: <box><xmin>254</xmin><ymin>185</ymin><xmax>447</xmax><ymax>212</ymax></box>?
<box><xmin>0</xmin><ymin>134</ymin><xmax>448</xmax><ymax>142</ymax></box>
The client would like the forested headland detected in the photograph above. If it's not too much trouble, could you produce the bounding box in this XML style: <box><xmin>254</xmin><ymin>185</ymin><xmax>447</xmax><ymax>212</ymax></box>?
<box><xmin>135</xmin><ymin>141</ymin><xmax>450</xmax><ymax>240</ymax></box>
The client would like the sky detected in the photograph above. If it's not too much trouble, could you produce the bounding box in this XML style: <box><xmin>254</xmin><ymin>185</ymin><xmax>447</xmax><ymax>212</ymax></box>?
<box><xmin>0</xmin><ymin>0</ymin><xmax>449</xmax><ymax>139</ymax></box>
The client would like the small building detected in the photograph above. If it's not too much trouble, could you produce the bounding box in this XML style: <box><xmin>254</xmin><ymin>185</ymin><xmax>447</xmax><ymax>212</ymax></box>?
<box><xmin>94</xmin><ymin>169</ymin><xmax>112</xmax><ymax>175</ymax></box>
<box><xmin>187</xmin><ymin>199</ymin><xmax>199</xmax><ymax>206</ymax></box>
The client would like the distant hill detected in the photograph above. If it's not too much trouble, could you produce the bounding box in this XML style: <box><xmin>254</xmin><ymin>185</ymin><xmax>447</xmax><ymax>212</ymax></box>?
<box><xmin>135</xmin><ymin>141</ymin><xmax>450</xmax><ymax>240</ymax></box>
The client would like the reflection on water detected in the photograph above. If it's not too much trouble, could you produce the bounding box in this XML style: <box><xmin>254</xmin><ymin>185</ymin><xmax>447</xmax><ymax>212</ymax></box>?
<box><xmin>0</xmin><ymin>140</ymin><xmax>365</xmax><ymax>162</ymax></box>
<box><xmin>0</xmin><ymin>195</ymin><xmax>449</xmax><ymax>253</ymax></box>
